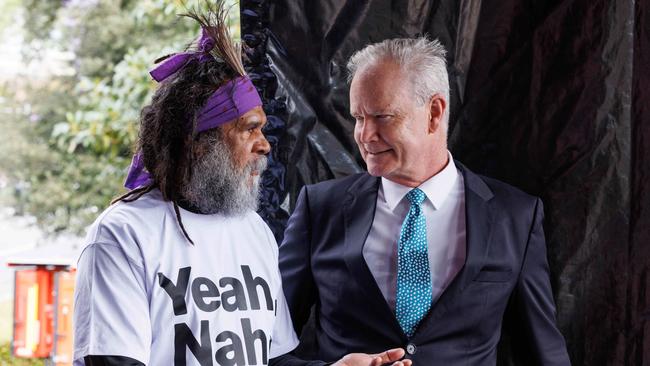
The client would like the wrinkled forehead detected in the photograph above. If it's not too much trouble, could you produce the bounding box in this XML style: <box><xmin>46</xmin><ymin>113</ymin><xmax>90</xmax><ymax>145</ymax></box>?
<box><xmin>236</xmin><ymin>105</ymin><xmax>267</xmax><ymax>127</ymax></box>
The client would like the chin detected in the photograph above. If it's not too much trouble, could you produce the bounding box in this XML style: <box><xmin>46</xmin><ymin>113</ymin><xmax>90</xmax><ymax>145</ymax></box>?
<box><xmin>365</xmin><ymin>164</ymin><xmax>389</xmax><ymax>177</ymax></box>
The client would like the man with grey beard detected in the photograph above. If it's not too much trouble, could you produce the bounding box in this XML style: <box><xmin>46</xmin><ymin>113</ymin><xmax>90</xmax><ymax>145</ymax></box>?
<box><xmin>70</xmin><ymin>5</ymin><xmax>303</xmax><ymax>363</ymax></box>
<box><xmin>72</xmin><ymin>62</ymin><xmax>298</xmax><ymax>365</ymax></box>
<box><xmin>72</xmin><ymin>6</ymin><xmax>411</xmax><ymax>366</ymax></box>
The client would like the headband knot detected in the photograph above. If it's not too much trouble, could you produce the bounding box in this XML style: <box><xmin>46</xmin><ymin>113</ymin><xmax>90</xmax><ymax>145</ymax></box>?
<box><xmin>149</xmin><ymin>27</ymin><xmax>216</xmax><ymax>82</ymax></box>
<box><xmin>198</xmin><ymin>28</ymin><xmax>216</xmax><ymax>53</ymax></box>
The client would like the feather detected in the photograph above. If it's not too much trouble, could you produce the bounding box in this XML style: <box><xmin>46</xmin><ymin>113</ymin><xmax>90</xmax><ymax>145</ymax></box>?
<box><xmin>181</xmin><ymin>1</ymin><xmax>246</xmax><ymax>77</ymax></box>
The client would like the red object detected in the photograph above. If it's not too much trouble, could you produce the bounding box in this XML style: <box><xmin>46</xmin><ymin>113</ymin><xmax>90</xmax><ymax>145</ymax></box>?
<box><xmin>7</xmin><ymin>241</ymin><xmax>79</xmax><ymax>365</ymax></box>
<box><xmin>12</xmin><ymin>268</ymin><xmax>55</xmax><ymax>358</ymax></box>
<box><xmin>52</xmin><ymin>270</ymin><xmax>76</xmax><ymax>365</ymax></box>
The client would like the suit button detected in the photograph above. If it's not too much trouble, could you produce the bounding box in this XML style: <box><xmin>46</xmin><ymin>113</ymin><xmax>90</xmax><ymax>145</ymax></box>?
<box><xmin>406</xmin><ymin>343</ymin><xmax>416</xmax><ymax>355</ymax></box>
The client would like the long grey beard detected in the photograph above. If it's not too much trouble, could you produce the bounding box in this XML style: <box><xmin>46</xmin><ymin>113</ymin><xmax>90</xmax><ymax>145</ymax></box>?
<box><xmin>183</xmin><ymin>140</ymin><xmax>268</xmax><ymax>216</ymax></box>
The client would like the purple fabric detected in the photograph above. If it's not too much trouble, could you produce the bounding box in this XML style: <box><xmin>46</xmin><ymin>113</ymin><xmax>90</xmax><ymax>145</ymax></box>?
<box><xmin>149</xmin><ymin>28</ymin><xmax>215</xmax><ymax>82</ymax></box>
<box><xmin>123</xmin><ymin>29</ymin><xmax>262</xmax><ymax>190</ymax></box>
<box><xmin>195</xmin><ymin>77</ymin><xmax>262</xmax><ymax>132</ymax></box>
<box><xmin>124</xmin><ymin>153</ymin><xmax>151</xmax><ymax>191</ymax></box>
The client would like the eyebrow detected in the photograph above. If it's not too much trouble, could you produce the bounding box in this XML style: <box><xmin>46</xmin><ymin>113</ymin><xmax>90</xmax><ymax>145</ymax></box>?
<box><xmin>350</xmin><ymin>108</ymin><xmax>399</xmax><ymax>117</ymax></box>
<box><xmin>240</xmin><ymin>119</ymin><xmax>266</xmax><ymax>129</ymax></box>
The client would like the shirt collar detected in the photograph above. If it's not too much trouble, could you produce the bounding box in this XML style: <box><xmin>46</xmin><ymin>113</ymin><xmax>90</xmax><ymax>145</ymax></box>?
<box><xmin>380</xmin><ymin>152</ymin><xmax>459</xmax><ymax>211</ymax></box>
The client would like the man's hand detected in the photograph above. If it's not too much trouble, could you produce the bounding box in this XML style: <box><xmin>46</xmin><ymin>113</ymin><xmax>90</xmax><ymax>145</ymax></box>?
<box><xmin>332</xmin><ymin>347</ymin><xmax>412</xmax><ymax>366</ymax></box>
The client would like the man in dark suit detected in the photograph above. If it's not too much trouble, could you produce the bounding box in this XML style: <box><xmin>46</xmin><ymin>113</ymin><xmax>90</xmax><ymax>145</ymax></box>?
<box><xmin>278</xmin><ymin>37</ymin><xmax>571</xmax><ymax>365</ymax></box>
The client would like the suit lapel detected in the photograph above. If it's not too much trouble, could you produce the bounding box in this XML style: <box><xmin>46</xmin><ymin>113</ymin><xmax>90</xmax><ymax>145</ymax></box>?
<box><xmin>342</xmin><ymin>174</ymin><xmax>407</xmax><ymax>340</ymax></box>
<box><xmin>412</xmin><ymin>162</ymin><xmax>496</xmax><ymax>340</ymax></box>
<box><xmin>340</xmin><ymin>165</ymin><xmax>496</xmax><ymax>342</ymax></box>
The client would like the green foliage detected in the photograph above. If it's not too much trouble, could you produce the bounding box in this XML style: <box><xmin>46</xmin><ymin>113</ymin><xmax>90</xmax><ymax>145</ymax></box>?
<box><xmin>0</xmin><ymin>0</ymin><xmax>240</xmax><ymax>234</ymax></box>
<box><xmin>18</xmin><ymin>0</ymin><xmax>62</xmax><ymax>61</ymax></box>
<box><xmin>0</xmin><ymin>0</ymin><xmax>20</xmax><ymax>34</ymax></box>
<box><xmin>0</xmin><ymin>343</ymin><xmax>44</xmax><ymax>366</ymax></box>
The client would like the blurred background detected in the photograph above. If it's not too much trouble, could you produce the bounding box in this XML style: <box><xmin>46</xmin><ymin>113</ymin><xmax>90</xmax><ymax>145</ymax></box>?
<box><xmin>0</xmin><ymin>1</ymin><xmax>239</xmax><ymax>364</ymax></box>
<box><xmin>1</xmin><ymin>0</ymin><xmax>648</xmax><ymax>365</ymax></box>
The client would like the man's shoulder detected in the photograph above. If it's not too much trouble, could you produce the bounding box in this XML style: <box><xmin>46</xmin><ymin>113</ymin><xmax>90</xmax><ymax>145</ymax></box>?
<box><xmin>86</xmin><ymin>190</ymin><xmax>167</xmax><ymax>244</ymax></box>
<box><xmin>292</xmin><ymin>173</ymin><xmax>374</xmax><ymax>213</ymax></box>
<box><xmin>100</xmin><ymin>190</ymin><xmax>165</xmax><ymax>221</ymax></box>
<box><xmin>305</xmin><ymin>172</ymin><xmax>374</xmax><ymax>196</ymax></box>
<box><xmin>483</xmin><ymin>175</ymin><xmax>537</xmax><ymax>202</ymax></box>
<box><xmin>461</xmin><ymin>165</ymin><xmax>541</xmax><ymax>214</ymax></box>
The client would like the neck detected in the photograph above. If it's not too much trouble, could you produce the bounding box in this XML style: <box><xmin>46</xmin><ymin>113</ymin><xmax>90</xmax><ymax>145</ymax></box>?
<box><xmin>387</xmin><ymin>149</ymin><xmax>450</xmax><ymax>187</ymax></box>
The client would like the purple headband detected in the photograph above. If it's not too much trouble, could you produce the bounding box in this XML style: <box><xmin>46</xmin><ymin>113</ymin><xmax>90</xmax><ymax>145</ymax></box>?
<box><xmin>123</xmin><ymin>29</ymin><xmax>262</xmax><ymax>190</ymax></box>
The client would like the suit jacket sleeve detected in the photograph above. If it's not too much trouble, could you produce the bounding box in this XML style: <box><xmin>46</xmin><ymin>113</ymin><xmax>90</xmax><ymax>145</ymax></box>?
<box><xmin>279</xmin><ymin>186</ymin><xmax>317</xmax><ymax>336</ymax></box>
<box><xmin>512</xmin><ymin>198</ymin><xmax>571</xmax><ymax>365</ymax></box>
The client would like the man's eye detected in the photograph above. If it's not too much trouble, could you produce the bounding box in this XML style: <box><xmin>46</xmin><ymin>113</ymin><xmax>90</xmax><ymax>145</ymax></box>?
<box><xmin>376</xmin><ymin>114</ymin><xmax>392</xmax><ymax>120</ymax></box>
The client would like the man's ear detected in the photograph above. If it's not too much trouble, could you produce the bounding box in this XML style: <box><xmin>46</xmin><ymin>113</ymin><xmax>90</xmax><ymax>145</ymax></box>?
<box><xmin>428</xmin><ymin>94</ymin><xmax>446</xmax><ymax>134</ymax></box>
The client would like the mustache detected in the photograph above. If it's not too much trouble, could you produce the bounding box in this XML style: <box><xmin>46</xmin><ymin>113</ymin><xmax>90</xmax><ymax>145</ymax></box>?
<box><xmin>243</xmin><ymin>155</ymin><xmax>268</xmax><ymax>175</ymax></box>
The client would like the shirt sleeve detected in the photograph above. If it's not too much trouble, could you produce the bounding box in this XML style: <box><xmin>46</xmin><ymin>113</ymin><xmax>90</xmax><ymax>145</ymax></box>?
<box><xmin>269</xmin><ymin>284</ymin><xmax>300</xmax><ymax>358</ymax></box>
<box><xmin>73</xmin><ymin>242</ymin><xmax>152</xmax><ymax>365</ymax></box>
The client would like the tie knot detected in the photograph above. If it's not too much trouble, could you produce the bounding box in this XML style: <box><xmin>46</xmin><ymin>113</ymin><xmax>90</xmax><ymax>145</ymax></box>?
<box><xmin>406</xmin><ymin>188</ymin><xmax>426</xmax><ymax>206</ymax></box>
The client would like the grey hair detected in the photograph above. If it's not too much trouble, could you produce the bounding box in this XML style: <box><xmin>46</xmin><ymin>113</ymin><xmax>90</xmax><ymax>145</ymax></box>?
<box><xmin>181</xmin><ymin>129</ymin><xmax>268</xmax><ymax>216</ymax></box>
<box><xmin>346</xmin><ymin>37</ymin><xmax>450</xmax><ymax>132</ymax></box>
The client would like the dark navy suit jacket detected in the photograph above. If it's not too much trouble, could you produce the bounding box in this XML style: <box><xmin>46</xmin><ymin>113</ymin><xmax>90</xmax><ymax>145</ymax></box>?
<box><xmin>278</xmin><ymin>163</ymin><xmax>571</xmax><ymax>365</ymax></box>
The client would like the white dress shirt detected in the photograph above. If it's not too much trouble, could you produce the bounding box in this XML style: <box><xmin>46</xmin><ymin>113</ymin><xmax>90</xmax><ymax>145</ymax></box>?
<box><xmin>363</xmin><ymin>153</ymin><xmax>467</xmax><ymax>310</ymax></box>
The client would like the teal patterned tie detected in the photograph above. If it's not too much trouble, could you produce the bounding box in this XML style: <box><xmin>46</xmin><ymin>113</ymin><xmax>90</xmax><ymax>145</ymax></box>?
<box><xmin>395</xmin><ymin>188</ymin><xmax>432</xmax><ymax>338</ymax></box>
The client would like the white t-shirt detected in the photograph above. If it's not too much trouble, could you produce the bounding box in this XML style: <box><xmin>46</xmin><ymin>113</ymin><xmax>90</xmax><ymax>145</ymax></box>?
<box><xmin>73</xmin><ymin>189</ymin><xmax>299</xmax><ymax>365</ymax></box>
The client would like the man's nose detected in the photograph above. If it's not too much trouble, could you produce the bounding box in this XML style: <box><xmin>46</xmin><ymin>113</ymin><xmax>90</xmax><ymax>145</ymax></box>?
<box><xmin>255</xmin><ymin>133</ymin><xmax>271</xmax><ymax>155</ymax></box>
<box><xmin>357</xmin><ymin>118</ymin><xmax>378</xmax><ymax>143</ymax></box>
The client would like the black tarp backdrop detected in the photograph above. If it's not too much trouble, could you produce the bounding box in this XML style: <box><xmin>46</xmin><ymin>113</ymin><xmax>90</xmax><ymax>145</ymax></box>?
<box><xmin>242</xmin><ymin>0</ymin><xmax>650</xmax><ymax>365</ymax></box>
